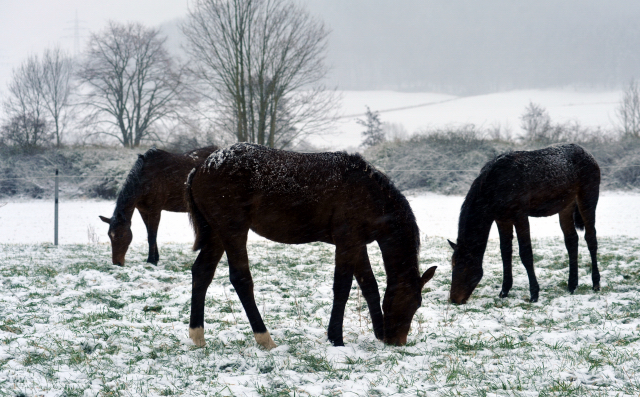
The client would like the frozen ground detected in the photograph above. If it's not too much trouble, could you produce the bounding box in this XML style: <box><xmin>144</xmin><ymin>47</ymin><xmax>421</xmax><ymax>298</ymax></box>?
<box><xmin>0</xmin><ymin>88</ymin><xmax>635</xmax><ymax>396</ymax></box>
<box><xmin>0</xmin><ymin>191</ymin><xmax>638</xmax><ymax>247</ymax></box>
<box><xmin>1</xmin><ymin>194</ymin><xmax>640</xmax><ymax>396</ymax></box>
<box><xmin>1</xmin><ymin>236</ymin><xmax>640</xmax><ymax>396</ymax></box>
<box><xmin>310</xmin><ymin>89</ymin><xmax>622</xmax><ymax>149</ymax></box>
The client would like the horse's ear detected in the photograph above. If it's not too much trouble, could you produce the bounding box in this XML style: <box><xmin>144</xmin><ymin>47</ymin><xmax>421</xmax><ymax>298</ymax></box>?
<box><xmin>421</xmin><ymin>266</ymin><xmax>437</xmax><ymax>289</ymax></box>
<box><xmin>99</xmin><ymin>215</ymin><xmax>111</xmax><ymax>224</ymax></box>
<box><xmin>447</xmin><ymin>239</ymin><xmax>457</xmax><ymax>250</ymax></box>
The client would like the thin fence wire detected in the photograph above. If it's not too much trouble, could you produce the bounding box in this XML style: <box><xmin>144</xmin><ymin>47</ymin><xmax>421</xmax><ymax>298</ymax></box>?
<box><xmin>0</xmin><ymin>175</ymin><xmax>116</xmax><ymax>181</ymax></box>
<box><xmin>0</xmin><ymin>163</ymin><xmax>639</xmax><ymax>182</ymax></box>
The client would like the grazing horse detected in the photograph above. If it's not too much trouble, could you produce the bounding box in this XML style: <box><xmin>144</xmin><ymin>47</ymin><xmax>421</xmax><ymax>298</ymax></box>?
<box><xmin>186</xmin><ymin>143</ymin><xmax>436</xmax><ymax>349</ymax></box>
<box><xmin>449</xmin><ymin>143</ymin><xmax>600</xmax><ymax>304</ymax></box>
<box><xmin>99</xmin><ymin>146</ymin><xmax>218</xmax><ymax>266</ymax></box>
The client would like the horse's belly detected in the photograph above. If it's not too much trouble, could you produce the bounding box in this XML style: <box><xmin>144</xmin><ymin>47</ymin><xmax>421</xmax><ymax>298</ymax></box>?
<box><xmin>526</xmin><ymin>190</ymin><xmax>577</xmax><ymax>217</ymax></box>
<box><xmin>249</xmin><ymin>199</ymin><xmax>333</xmax><ymax>244</ymax></box>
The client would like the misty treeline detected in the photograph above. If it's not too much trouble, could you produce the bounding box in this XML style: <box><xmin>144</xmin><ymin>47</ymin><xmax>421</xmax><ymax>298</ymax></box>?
<box><xmin>0</xmin><ymin>0</ymin><xmax>337</xmax><ymax>152</ymax></box>
<box><xmin>362</xmin><ymin>99</ymin><xmax>640</xmax><ymax>194</ymax></box>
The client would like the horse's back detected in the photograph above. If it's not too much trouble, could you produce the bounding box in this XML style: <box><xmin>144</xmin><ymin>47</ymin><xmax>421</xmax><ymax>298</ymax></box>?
<box><xmin>137</xmin><ymin>147</ymin><xmax>218</xmax><ymax>212</ymax></box>
<box><xmin>482</xmin><ymin>144</ymin><xmax>599</xmax><ymax>217</ymax></box>
<box><xmin>192</xmin><ymin>144</ymin><xmax>389</xmax><ymax>245</ymax></box>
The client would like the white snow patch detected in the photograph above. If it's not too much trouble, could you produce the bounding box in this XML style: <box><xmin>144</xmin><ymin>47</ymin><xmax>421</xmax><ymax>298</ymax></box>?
<box><xmin>0</xmin><ymin>190</ymin><xmax>639</xmax><ymax>246</ymax></box>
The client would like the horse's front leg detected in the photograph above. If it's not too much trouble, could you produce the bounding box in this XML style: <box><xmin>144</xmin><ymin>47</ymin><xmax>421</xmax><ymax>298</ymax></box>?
<box><xmin>496</xmin><ymin>220</ymin><xmax>514</xmax><ymax>298</ymax></box>
<box><xmin>354</xmin><ymin>246</ymin><xmax>383</xmax><ymax>341</ymax></box>
<box><xmin>225</xmin><ymin>236</ymin><xmax>276</xmax><ymax>350</ymax></box>
<box><xmin>514</xmin><ymin>216</ymin><xmax>540</xmax><ymax>303</ymax></box>
<box><xmin>189</xmin><ymin>236</ymin><xmax>224</xmax><ymax>347</ymax></box>
<box><xmin>327</xmin><ymin>244</ymin><xmax>357</xmax><ymax>346</ymax></box>
<box><xmin>139</xmin><ymin>209</ymin><xmax>161</xmax><ymax>265</ymax></box>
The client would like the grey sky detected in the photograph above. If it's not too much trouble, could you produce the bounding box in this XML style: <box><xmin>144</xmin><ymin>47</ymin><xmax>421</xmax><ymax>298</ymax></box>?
<box><xmin>0</xmin><ymin>0</ymin><xmax>188</xmax><ymax>91</ymax></box>
<box><xmin>2</xmin><ymin>0</ymin><xmax>640</xmax><ymax>96</ymax></box>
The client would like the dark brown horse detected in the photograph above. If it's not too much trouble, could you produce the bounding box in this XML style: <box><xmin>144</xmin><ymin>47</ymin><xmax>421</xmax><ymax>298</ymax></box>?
<box><xmin>449</xmin><ymin>143</ymin><xmax>600</xmax><ymax>304</ymax></box>
<box><xmin>186</xmin><ymin>143</ymin><xmax>436</xmax><ymax>349</ymax></box>
<box><xmin>99</xmin><ymin>146</ymin><xmax>218</xmax><ymax>266</ymax></box>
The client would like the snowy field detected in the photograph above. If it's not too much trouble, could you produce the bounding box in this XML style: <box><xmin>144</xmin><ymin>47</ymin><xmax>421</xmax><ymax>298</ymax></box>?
<box><xmin>0</xmin><ymin>88</ymin><xmax>638</xmax><ymax>396</ymax></box>
<box><xmin>310</xmin><ymin>89</ymin><xmax>622</xmax><ymax>149</ymax></box>
<box><xmin>1</xmin><ymin>236</ymin><xmax>640</xmax><ymax>396</ymax></box>
<box><xmin>0</xmin><ymin>193</ymin><xmax>640</xmax><ymax>396</ymax></box>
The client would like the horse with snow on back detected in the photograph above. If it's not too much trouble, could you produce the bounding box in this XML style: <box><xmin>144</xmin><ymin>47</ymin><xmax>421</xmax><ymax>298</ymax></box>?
<box><xmin>99</xmin><ymin>146</ymin><xmax>218</xmax><ymax>266</ymax></box>
<box><xmin>449</xmin><ymin>143</ymin><xmax>600</xmax><ymax>304</ymax></box>
<box><xmin>186</xmin><ymin>143</ymin><xmax>436</xmax><ymax>349</ymax></box>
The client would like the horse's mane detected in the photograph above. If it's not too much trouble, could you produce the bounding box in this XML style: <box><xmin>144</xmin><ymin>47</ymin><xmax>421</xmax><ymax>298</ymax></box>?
<box><xmin>457</xmin><ymin>153</ymin><xmax>504</xmax><ymax>242</ymax></box>
<box><xmin>350</xmin><ymin>153</ymin><xmax>421</xmax><ymax>255</ymax></box>
<box><xmin>113</xmin><ymin>147</ymin><xmax>160</xmax><ymax>219</ymax></box>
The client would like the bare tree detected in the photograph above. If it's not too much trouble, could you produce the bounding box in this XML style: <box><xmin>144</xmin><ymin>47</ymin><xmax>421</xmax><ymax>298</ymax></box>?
<box><xmin>40</xmin><ymin>47</ymin><xmax>74</xmax><ymax>147</ymax></box>
<box><xmin>182</xmin><ymin>0</ymin><xmax>339</xmax><ymax>149</ymax></box>
<box><xmin>1</xmin><ymin>55</ymin><xmax>52</xmax><ymax>150</ymax></box>
<box><xmin>616</xmin><ymin>80</ymin><xmax>640</xmax><ymax>139</ymax></box>
<box><xmin>78</xmin><ymin>22</ymin><xmax>184</xmax><ymax>147</ymax></box>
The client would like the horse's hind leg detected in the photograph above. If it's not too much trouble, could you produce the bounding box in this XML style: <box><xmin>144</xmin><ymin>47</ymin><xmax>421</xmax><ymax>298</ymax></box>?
<box><xmin>578</xmin><ymin>194</ymin><xmax>599</xmax><ymax>291</ymax></box>
<box><xmin>224</xmin><ymin>235</ymin><xmax>276</xmax><ymax>350</ymax></box>
<box><xmin>514</xmin><ymin>216</ymin><xmax>540</xmax><ymax>303</ymax></box>
<box><xmin>139</xmin><ymin>209</ymin><xmax>161</xmax><ymax>265</ymax></box>
<box><xmin>189</xmin><ymin>235</ymin><xmax>224</xmax><ymax>347</ymax></box>
<box><xmin>354</xmin><ymin>246</ymin><xmax>383</xmax><ymax>340</ymax></box>
<box><xmin>559</xmin><ymin>205</ymin><xmax>580</xmax><ymax>294</ymax></box>
<box><xmin>327</xmin><ymin>244</ymin><xmax>358</xmax><ymax>346</ymax></box>
<box><xmin>496</xmin><ymin>221</ymin><xmax>514</xmax><ymax>298</ymax></box>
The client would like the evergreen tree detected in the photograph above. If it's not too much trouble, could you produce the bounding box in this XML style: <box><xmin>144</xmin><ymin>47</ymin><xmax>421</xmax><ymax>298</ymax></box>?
<box><xmin>358</xmin><ymin>106</ymin><xmax>385</xmax><ymax>147</ymax></box>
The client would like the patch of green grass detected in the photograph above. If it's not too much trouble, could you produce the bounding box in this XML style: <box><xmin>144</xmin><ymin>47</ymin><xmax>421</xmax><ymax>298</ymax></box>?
<box><xmin>451</xmin><ymin>335</ymin><xmax>486</xmax><ymax>352</ymax></box>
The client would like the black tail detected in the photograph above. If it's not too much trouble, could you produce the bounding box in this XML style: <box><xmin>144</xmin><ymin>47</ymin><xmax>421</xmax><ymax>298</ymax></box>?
<box><xmin>185</xmin><ymin>165</ymin><xmax>211</xmax><ymax>251</ymax></box>
<box><xmin>573</xmin><ymin>203</ymin><xmax>585</xmax><ymax>231</ymax></box>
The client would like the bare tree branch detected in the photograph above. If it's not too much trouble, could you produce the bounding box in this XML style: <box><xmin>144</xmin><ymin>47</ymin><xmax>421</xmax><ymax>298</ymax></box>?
<box><xmin>617</xmin><ymin>80</ymin><xmax>640</xmax><ymax>139</ymax></box>
<box><xmin>182</xmin><ymin>0</ymin><xmax>339</xmax><ymax>149</ymax></box>
<box><xmin>1</xmin><ymin>55</ymin><xmax>53</xmax><ymax>150</ymax></box>
<box><xmin>40</xmin><ymin>47</ymin><xmax>74</xmax><ymax>147</ymax></box>
<box><xmin>77</xmin><ymin>21</ymin><xmax>185</xmax><ymax>148</ymax></box>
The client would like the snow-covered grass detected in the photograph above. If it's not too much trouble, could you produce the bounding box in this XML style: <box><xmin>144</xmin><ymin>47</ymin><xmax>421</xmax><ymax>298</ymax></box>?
<box><xmin>1</xmin><ymin>236</ymin><xmax>640</xmax><ymax>396</ymax></box>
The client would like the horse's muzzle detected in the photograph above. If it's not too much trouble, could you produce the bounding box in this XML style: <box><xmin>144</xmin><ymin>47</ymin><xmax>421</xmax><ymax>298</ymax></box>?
<box><xmin>383</xmin><ymin>335</ymin><xmax>407</xmax><ymax>346</ymax></box>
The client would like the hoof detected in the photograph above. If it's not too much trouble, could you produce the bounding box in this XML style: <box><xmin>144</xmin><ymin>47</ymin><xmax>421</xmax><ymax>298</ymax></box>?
<box><xmin>189</xmin><ymin>327</ymin><xmax>205</xmax><ymax>347</ymax></box>
<box><xmin>254</xmin><ymin>332</ymin><xmax>277</xmax><ymax>350</ymax></box>
<box><xmin>328</xmin><ymin>338</ymin><xmax>344</xmax><ymax>347</ymax></box>
<box><xmin>593</xmin><ymin>284</ymin><xmax>600</xmax><ymax>292</ymax></box>
<box><xmin>529</xmin><ymin>296</ymin><xmax>538</xmax><ymax>303</ymax></box>
<box><xmin>498</xmin><ymin>290</ymin><xmax>509</xmax><ymax>299</ymax></box>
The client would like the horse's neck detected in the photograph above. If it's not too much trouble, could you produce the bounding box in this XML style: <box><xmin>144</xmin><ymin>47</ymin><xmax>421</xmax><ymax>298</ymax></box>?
<box><xmin>378</xmin><ymin>231</ymin><xmax>420</xmax><ymax>282</ymax></box>
<box><xmin>458</xmin><ymin>197</ymin><xmax>494</xmax><ymax>254</ymax></box>
<box><xmin>113</xmin><ymin>199</ymin><xmax>136</xmax><ymax>221</ymax></box>
<box><xmin>113</xmin><ymin>186</ymin><xmax>140</xmax><ymax>221</ymax></box>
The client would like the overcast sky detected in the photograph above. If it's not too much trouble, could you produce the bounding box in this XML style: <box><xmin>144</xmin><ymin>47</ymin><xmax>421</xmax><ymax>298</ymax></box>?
<box><xmin>2</xmin><ymin>0</ymin><xmax>639</xmax><ymax>96</ymax></box>
<box><xmin>0</xmin><ymin>0</ymin><xmax>188</xmax><ymax>92</ymax></box>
